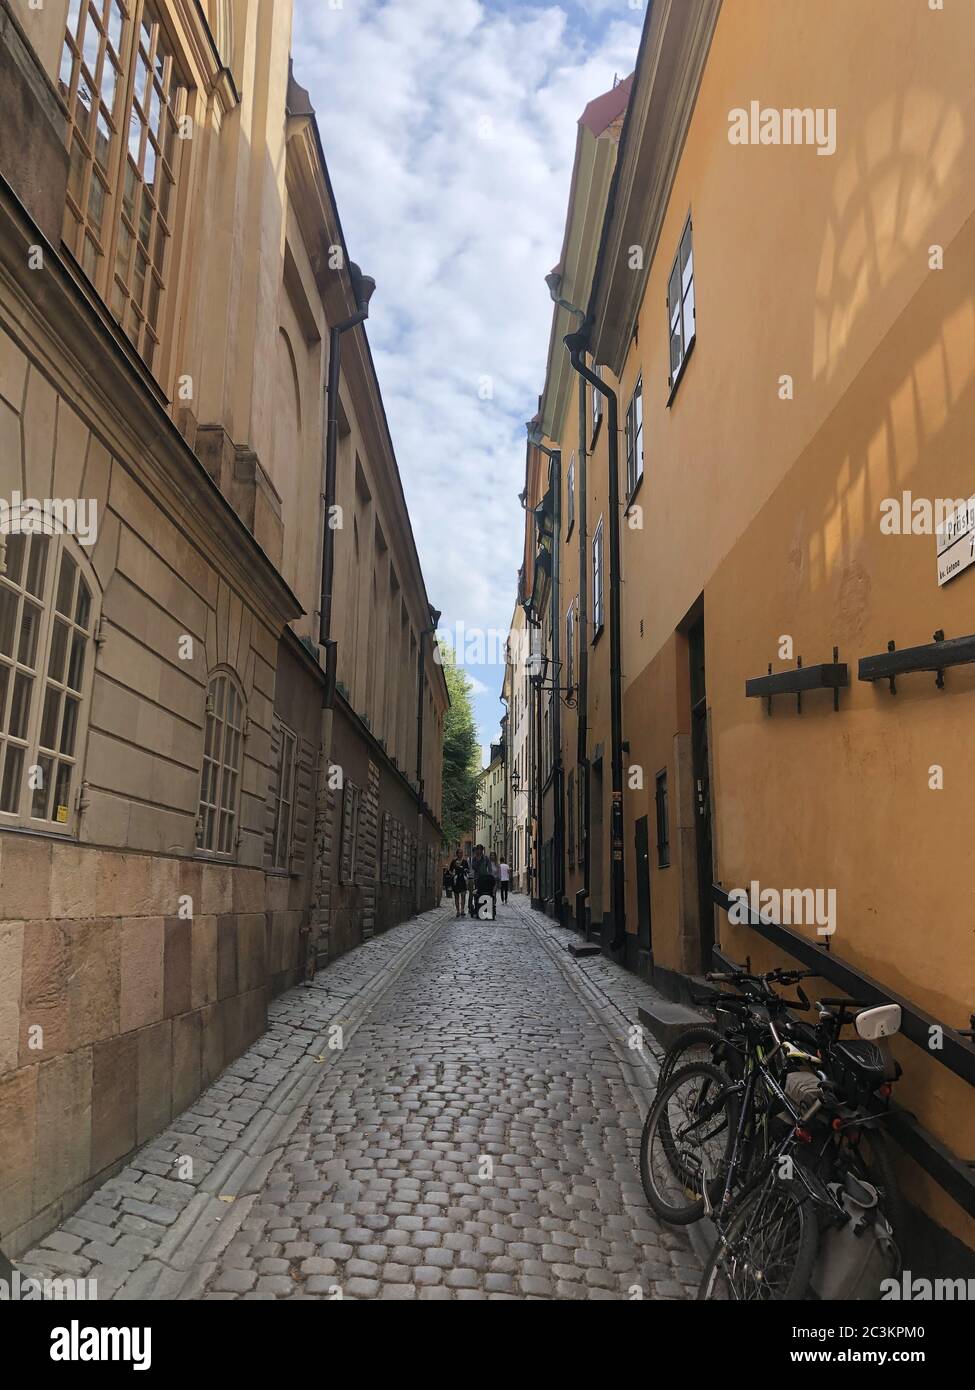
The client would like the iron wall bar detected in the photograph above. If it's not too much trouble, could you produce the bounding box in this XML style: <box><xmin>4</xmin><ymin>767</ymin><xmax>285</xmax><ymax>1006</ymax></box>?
<box><xmin>859</xmin><ymin>629</ymin><xmax>975</xmax><ymax>693</ymax></box>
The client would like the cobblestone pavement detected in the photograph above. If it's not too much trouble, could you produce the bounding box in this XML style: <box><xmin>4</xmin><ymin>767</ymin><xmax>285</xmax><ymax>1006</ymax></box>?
<box><xmin>17</xmin><ymin>897</ymin><xmax>700</xmax><ymax>1301</ymax></box>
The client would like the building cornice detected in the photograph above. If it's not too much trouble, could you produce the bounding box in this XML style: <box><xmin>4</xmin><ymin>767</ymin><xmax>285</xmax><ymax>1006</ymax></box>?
<box><xmin>590</xmin><ymin>0</ymin><xmax>722</xmax><ymax>376</ymax></box>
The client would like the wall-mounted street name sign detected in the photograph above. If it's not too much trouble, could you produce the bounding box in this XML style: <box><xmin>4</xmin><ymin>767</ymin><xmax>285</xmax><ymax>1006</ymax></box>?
<box><xmin>937</xmin><ymin>496</ymin><xmax>975</xmax><ymax>586</ymax></box>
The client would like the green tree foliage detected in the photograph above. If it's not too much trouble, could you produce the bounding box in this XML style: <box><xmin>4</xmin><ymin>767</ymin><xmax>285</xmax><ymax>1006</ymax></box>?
<box><xmin>439</xmin><ymin>643</ymin><xmax>480</xmax><ymax>850</ymax></box>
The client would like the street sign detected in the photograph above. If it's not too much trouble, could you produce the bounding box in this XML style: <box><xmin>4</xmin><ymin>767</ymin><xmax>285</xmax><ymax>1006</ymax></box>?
<box><xmin>936</xmin><ymin>497</ymin><xmax>975</xmax><ymax>586</ymax></box>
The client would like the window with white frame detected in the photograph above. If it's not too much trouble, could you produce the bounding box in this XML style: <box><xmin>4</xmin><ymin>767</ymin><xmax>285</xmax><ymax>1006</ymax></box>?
<box><xmin>626</xmin><ymin>375</ymin><xmax>644</xmax><ymax>496</ymax></box>
<box><xmin>591</xmin><ymin>363</ymin><xmax>603</xmax><ymax>438</ymax></box>
<box><xmin>566</xmin><ymin>597</ymin><xmax>576</xmax><ymax>693</ymax></box>
<box><xmin>667</xmin><ymin>216</ymin><xmax>696</xmax><ymax>389</ymax></box>
<box><xmin>58</xmin><ymin>0</ymin><xmax>191</xmax><ymax>373</ymax></box>
<box><xmin>0</xmin><ymin>532</ymin><xmax>98</xmax><ymax>830</ymax></box>
<box><xmin>566</xmin><ymin>452</ymin><xmax>575</xmax><ymax>535</ymax></box>
<box><xmin>592</xmin><ymin>517</ymin><xmax>604</xmax><ymax>635</ymax></box>
<box><xmin>197</xmin><ymin>669</ymin><xmax>245</xmax><ymax>856</ymax></box>
<box><xmin>270</xmin><ymin>720</ymin><xmax>296</xmax><ymax>871</ymax></box>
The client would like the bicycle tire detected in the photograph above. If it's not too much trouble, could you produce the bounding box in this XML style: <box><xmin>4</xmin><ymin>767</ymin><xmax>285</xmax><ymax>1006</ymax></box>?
<box><xmin>659</xmin><ymin>1025</ymin><xmax>741</xmax><ymax>1085</ymax></box>
<box><xmin>640</xmin><ymin>1061</ymin><xmax>739</xmax><ymax>1225</ymax></box>
<box><xmin>697</xmin><ymin>1175</ymin><xmax>819</xmax><ymax>1301</ymax></box>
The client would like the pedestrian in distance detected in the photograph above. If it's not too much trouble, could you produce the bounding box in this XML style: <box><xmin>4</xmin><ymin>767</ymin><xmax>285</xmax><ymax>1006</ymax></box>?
<box><xmin>497</xmin><ymin>858</ymin><xmax>510</xmax><ymax>904</ymax></box>
<box><xmin>448</xmin><ymin>854</ymin><xmax>468</xmax><ymax>917</ymax></box>
<box><xmin>442</xmin><ymin>863</ymin><xmax>452</xmax><ymax>900</ymax></box>
<box><xmin>476</xmin><ymin>852</ymin><xmax>497</xmax><ymax>920</ymax></box>
<box><xmin>468</xmin><ymin>845</ymin><xmax>485</xmax><ymax>918</ymax></box>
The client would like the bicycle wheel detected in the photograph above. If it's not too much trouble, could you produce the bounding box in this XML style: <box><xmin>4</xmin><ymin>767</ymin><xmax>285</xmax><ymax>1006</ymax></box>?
<box><xmin>659</xmin><ymin>1026</ymin><xmax>739</xmax><ymax>1085</ymax></box>
<box><xmin>698</xmin><ymin>1175</ymin><xmax>819</xmax><ymax>1300</ymax></box>
<box><xmin>640</xmin><ymin>1061</ymin><xmax>739</xmax><ymax>1224</ymax></box>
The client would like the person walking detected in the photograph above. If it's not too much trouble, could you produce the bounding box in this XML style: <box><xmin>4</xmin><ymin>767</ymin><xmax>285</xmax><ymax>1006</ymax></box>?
<box><xmin>497</xmin><ymin>858</ymin><xmax>510</xmax><ymax>904</ymax></box>
<box><xmin>448</xmin><ymin>854</ymin><xmax>468</xmax><ymax>918</ymax></box>
<box><xmin>477</xmin><ymin>852</ymin><xmax>498</xmax><ymax>920</ymax></box>
<box><xmin>468</xmin><ymin>845</ymin><xmax>485</xmax><ymax>918</ymax></box>
<box><xmin>442</xmin><ymin>862</ymin><xmax>452</xmax><ymax>900</ymax></box>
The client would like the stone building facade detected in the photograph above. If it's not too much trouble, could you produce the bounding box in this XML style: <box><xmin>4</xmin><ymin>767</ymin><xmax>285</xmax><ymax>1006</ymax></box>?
<box><xmin>0</xmin><ymin>0</ymin><xmax>445</xmax><ymax>1257</ymax></box>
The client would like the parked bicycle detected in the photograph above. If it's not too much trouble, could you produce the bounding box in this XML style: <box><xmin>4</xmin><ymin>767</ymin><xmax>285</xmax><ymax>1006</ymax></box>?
<box><xmin>639</xmin><ymin>963</ymin><xmax>903</xmax><ymax>1299</ymax></box>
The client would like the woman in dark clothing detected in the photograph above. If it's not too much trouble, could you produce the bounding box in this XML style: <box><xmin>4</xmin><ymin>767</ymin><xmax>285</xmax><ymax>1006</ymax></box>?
<box><xmin>449</xmin><ymin>856</ymin><xmax>468</xmax><ymax>917</ymax></box>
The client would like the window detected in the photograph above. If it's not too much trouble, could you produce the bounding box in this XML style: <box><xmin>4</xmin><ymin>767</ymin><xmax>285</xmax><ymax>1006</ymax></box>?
<box><xmin>667</xmin><ymin>215</ymin><xmax>696</xmax><ymax>391</ymax></box>
<box><xmin>655</xmin><ymin>769</ymin><xmax>670</xmax><ymax>868</ymax></box>
<box><xmin>197</xmin><ymin>669</ymin><xmax>245</xmax><ymax>856</ymax></box>
<box><xmin>381</xmin><ymin>811</ymin><xmax>391</xmax><ymax>882</ymax></box>
<box><xmin>269</xmin><ymin>721</ymin><xmax>296</xmax><ymax>871</ymax></box>
<box><xmin>626</xmin><ymin>375</ymin><xmax>644</xmax><ymax>496</ymax></box>
<box><xmin>0</xmin><ymin>533</ymin><xmax>97</xmax><ymax>830</ymax></box>
<box><xmin>592</xmin><ymin>517</ymin><xmax>604</xmax><ymax>636</ymax></box>
<box><xmin>566</xmin><ymin>452</ymin><xmax>575</xmax><ymax>536</ymax></box>
<box><xmin>59</xmin><ymin>1</ymin><xmax>190</xmax><ymax>372</ymax></box>
<box><xmin>565</xmin><ymin>598</ymin><xmax>576</xmax><ymax>693</ymax></box>
<box><xmin>591</xmin><ymin>364</ymin><xmax>603</xmax><ymax>439</ymax></box>
<box><xmin>339</xmin><ymin>780</ymin><xmax>361</xmax><ymax>884</ymax></box>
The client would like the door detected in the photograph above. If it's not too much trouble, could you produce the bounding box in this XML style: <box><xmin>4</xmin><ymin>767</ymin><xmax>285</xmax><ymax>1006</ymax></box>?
<box><xmin>589</xmin><ymin>758</ymin><xmax>604</xmax><ymax>931</ymax></box>
<box><xmin>635</xmin><ymin>814</ymin><xmax>652</xmax><ymax>957</ymax></box>
<box><xmin>689</xmin><ymin>617</ymin><xmax>714</xmax><ymax>969</ymax></box>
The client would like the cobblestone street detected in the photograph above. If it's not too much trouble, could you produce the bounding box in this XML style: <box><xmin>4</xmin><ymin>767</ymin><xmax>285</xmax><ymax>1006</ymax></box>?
<box><xmin>16</xmin><ymin>898</ymin><xmax>700</xmax><ymax>1301</ymax></box>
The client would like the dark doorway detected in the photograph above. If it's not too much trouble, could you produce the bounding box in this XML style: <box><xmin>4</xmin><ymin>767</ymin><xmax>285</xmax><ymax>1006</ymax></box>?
<box><xmin>635</xmin><ymin>814</ymin><xmax>652</xmax><ymax>959</ymax></box>
<box><xmin>689</xmin><ymin>616</ymin><xmax>714</xmax><ymax>969</ymax></box>
<box><xmin>589</xmin><ymin>757</ymin><xmax>604</xmax><ymax>933</ymax></box>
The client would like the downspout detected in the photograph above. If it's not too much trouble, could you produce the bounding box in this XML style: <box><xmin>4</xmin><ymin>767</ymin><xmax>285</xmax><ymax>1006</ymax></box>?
<box><xmin>576</xmin><ymin>372</ymin><xmax>590</xmax><ymax>938</ymax></box>
<box><xmin>415</xmin><ymin>612</ymin><xmax>441</xmax><ymax>914</ymax></box>
<box><xmin>551</xmin><ymin>451</ymin><xmax>564</xmax><ymax>924</ymax></box>
<box><xmin>319</xmin><ymin>263</ymin><xmax>377</xmax><ymax>698</ymax></box>
<box><xmin>565</xmin><ymin>324</ymin><xmax>626</xmax><ymax>954</ymax></box>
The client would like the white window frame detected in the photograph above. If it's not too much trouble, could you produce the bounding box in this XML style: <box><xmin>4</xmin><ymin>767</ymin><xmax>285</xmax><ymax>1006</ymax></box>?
<box><xmin>270</xmin><ymin>720</ymin><xmax>297</xmax><ymax>872</ymax></box>
<box><xmin>668</xmin><ymin>214</ymin><xmax>696</xmax><ymax>391</ymax></box>
<box><xmin>565</xmin><ymin>597</ymin><xmax>576</xmax><ymax>693</ymax></box>
<box><xmin>592</xmin><ymin>517</ymin><xmax>604</xmax><ymax>636</ymax></box>
<box><xmin>566</xmin><ymin>452</ymin><xmax>575</xmax><ymax>536</ymax></box>
<box><xmin>626</xmin><ymin>375</ymin><xmax>644</xmax><ymax>496</ymax></box>
<box><xmin>196</xmin><ymin>667</ymin><xmax>246</xmax><ymax>857</ymax></box>
<box><xmin>0</xmin><ymin>530</ymin><xmax>99</xmax><ymax>834</ymax></box>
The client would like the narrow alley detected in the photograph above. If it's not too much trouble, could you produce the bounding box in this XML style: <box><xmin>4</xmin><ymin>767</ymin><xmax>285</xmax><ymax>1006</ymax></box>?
<box><xmin>14</xmin><ymin>900</ymin><xmax>699</xmax><ymax>1302</ymax></box>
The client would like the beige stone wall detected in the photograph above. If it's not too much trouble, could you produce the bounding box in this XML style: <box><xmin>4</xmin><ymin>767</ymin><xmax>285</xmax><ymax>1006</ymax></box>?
<box><xmin>0</xmin><ymin>835</ymin><xmax>273</xmax><ymax>1255</ymax></box>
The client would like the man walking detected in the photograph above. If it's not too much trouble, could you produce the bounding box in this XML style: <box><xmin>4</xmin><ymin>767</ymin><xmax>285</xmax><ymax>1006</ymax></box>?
<box><xmin>497</xmin><ymin>858</ymin><xmax>510</xmax><ymax>904</ymax></box>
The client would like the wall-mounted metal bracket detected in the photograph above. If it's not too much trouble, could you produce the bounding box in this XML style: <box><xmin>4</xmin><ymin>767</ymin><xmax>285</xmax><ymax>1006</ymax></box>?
<box><xmin>858</xmin><ymin>630</ymin><xmax>975</xmax><ymax>692</ymax></box>
<box><xmin>745</xmin><ymin>650</ymin><xmax>848</xmax><ymax>714</ymax></box>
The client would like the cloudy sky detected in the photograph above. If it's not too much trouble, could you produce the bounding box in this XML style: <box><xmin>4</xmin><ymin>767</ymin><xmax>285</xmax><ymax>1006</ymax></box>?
<box><xmin>292</xmin><ymin>0</ymin><xmax>644</xmax><ymax>760</ymax></box>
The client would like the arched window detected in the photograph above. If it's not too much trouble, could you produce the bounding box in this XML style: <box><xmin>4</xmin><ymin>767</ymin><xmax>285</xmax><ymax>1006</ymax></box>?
<box><xmin>196</xmin><ymin>668</ymin><xmax>245</xmax><ymax>856</ymax></box>
<box><xmin>0</xmin><ymin>531</ymin><xmax>99</xmax><ymax>831</ymax></box>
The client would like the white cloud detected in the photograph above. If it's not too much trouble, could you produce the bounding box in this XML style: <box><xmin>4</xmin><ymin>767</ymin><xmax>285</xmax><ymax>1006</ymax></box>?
<box><xmin>292</xmin><ymin>0</ymin><xmax>642</xmax><ymax>665</ymax></box>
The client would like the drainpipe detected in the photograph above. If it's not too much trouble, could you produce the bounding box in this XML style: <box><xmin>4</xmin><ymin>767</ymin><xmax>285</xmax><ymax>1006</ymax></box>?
<box><xmin>520</xmin><ymin>596</ymin><xmax>543</xmax><ymax>910</ymax></box>
<box><xmin>319</xmin><ymin>263</ymin><xmax>377</xmax><ymax>700</ymax></box>
<box><xmin>576</xmin><ymin>372</ymin><xmax>591</xmax><ymax>939</ymax></box>
<box><xmin>565</xmin><ymin>324</ymin><xmax>626</xmax><ymax>954</ymax></box>
<box><xmin>415</xmin><ymin>611</ymin><xmax>441</xmax><ymax>914</ymax></box>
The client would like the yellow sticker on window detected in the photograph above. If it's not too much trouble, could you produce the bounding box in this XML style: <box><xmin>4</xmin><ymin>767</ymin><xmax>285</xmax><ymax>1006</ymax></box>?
<box><xmin>56</xmin><ymin>805</ymin><xmax>68</xmax><ymax>823</ymax></box>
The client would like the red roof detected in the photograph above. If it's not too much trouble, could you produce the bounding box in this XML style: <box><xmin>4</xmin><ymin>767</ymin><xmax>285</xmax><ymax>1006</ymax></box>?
<box><xmin>579</xmin><ymin>73</ymin><xmax>633</xmax><ymax>137</ymax></box>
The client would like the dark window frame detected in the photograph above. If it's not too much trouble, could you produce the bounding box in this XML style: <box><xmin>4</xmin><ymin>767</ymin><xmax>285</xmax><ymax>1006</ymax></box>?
<box><xmin>667</xmin><ymin>214</ymin><xmax>696</xmax><ymax>402</ymax></box>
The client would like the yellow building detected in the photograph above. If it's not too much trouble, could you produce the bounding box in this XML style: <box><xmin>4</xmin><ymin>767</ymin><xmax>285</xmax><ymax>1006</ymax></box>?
<box><xmin>515</xmin><ymin>0</ymin><xmax>974</xmax><ymax>1264</ymax></box>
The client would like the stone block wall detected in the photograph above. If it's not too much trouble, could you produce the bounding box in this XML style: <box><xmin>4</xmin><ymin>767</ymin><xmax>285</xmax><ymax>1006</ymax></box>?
<box><xmin>0</xmin><ymin>835</ymin><xmax>279</xmax><ymax>1256</ymax></box>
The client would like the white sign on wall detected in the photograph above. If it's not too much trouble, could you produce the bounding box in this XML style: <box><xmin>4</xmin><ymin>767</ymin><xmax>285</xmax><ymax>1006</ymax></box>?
<box><xmin>937</xmin><ymin>497</ymin><xmax>975</xmax><ymax>586</ymax></box>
